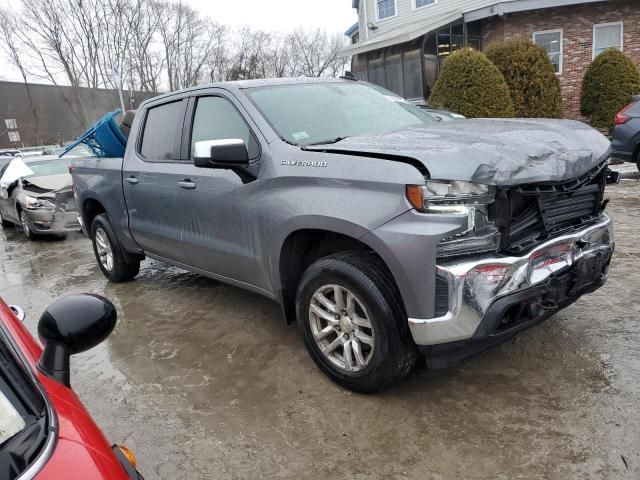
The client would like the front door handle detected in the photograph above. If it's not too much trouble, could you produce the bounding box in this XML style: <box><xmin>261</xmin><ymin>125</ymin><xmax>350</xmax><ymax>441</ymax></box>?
<box><xmin>178</xmin><ymin>180</ymin><xmax>196</xmax><ymax>190</ymax></box>
<box><xmin>125</xmin><ymin>176</ymin><xmax>138</xmax><ymax>185</ymax></box>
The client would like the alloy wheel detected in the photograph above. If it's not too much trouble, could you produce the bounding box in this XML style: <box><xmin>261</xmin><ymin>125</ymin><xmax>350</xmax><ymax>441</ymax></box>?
<box><xmin>95</xmin><ymin>227</ymin><xmax>114</xmax><ymax>272</ymax></box>
<box><xmin>20</xmin><ymin>212</ymin><xmax>31</xmax><ymax>239</ymax></box>
<box><xmin>308</xmin><ymin>284</ymin><xmax>375</xmax><ymax>372</ymax></box>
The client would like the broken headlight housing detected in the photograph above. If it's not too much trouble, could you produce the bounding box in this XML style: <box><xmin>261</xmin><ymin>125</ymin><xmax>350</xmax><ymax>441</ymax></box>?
<box><xmin>406</xmin><ymin>181</ymin><xmax>501</xmax><ymax>257</ymax></box>
<box><xmin>24</xmin><ymin>195</ymin><xmax>55</xmax><ymax>210</ymax></box>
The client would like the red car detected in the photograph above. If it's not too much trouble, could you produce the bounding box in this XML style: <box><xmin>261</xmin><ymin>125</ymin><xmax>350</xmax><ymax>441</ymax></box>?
<box><xmin>0</xmin><ymin>295</ymin><xmax>143</xmax><ymax>479</ymax></box>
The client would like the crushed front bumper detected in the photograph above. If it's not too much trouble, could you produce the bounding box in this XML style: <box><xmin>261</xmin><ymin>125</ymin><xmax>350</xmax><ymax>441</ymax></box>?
<box><xmin>409</xmin><ymin>214</ymin><xmax>614</xmax><ymax>353</ymax></box>
<box><xmin>23</xmin><ymin>209</ymin><xmax>81</xmax><ymax>234</ymax></box>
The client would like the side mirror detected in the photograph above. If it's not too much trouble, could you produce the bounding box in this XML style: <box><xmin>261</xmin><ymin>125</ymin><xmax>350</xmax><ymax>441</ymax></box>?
<box><xmin>37</xmin><ymin>294</ymin><xmax>117</xmax><ymax>387</ymax></box>
<box><xmin>193</xmin><ymin>139</ymin><xmax>249</xmax><ymax>168</ymax></box>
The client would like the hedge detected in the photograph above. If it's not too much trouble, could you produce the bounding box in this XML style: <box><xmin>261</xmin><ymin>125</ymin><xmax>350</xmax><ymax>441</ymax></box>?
<box><xmin>485</xmin><ymin>38</ymin><xmax>563</xmax><ymax>118</ymax></box>
<box><xmin>428</xmin><ymin>48</ymin><xmax>515</xmax><ymax>118</ymax></box>
<box><xmin>581</xmin><ymin>49</ymin><xmax>640</xmax><ymax>129</ymax></box>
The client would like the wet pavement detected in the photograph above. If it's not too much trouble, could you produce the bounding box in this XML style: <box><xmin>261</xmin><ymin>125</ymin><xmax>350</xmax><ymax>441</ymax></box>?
<box><xmin>1</xmin><ymin>179</ymin><xmax>639</xmax><ymax>480</ymax></box>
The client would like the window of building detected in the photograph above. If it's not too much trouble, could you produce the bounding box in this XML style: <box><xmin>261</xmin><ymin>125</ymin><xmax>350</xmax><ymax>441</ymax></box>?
<box><xmin>190</xmin><ymin>96</ymin><xmax>259</xmax><ymax>160</ymax></box>
<box><xmin>593</xmin><ymin>22</ymin><xmax>623</xmax><ymax>58</ymax></box>
<box><xmin>140</xmin><ymin>100</ymin><xmax>184</xmax><ymax>160</ymax></box>
<box><xmin>415</xmin><ymin>0</ymin><xmax>436</xmax><ymax>8</ymax></box>
<box><xmin>534</xmin><ymin>29</ymin><xmax>563</xmax><ymax>74</ymax></box>
<box><xmin>377</xmin><ymin>0</ymin><xmax>396</xmax><ymax>20</ymax></box>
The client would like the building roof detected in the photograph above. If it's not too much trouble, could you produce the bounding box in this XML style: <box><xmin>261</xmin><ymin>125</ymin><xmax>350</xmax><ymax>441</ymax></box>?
<box><xmin>345</xmin><ymin>22</ymin><xmax>359</xmax><ymax>37</ymax></box>
<box><xmin>343</xmin><ymin>0</ymin><xmax>609</xmax><ymax>56</ymax></box>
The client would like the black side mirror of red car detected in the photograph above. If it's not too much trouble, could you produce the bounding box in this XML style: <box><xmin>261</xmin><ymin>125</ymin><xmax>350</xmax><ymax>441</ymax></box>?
<box><xmin>37</xmin><ymin>294</ymin><xmax>117</xmax><ymax>387</ymax></box>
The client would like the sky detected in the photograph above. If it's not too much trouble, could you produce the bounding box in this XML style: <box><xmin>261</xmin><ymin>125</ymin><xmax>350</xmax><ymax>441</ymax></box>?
<box><xmin>0</xmin><ymin>0</ymin><xmax>358</xmax><ymax>82</ymax></box>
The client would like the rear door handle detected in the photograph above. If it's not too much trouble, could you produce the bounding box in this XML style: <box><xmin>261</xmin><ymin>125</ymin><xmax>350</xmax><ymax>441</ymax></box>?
<box><xmin>125</xmin><ymin>176</ymin><xmax>138</xmax><ymax>185</ymax></box>
<box><xmin>178</xmin><ymin>180</ymin><xmax>196</xmax><ymax>190</ymax></box>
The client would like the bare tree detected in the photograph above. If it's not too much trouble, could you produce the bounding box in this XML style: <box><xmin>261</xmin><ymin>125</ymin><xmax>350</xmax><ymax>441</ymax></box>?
<box><xmin>126</xmin><ymin>0</ymin><xmax>163</xmax><ymax>92</ymax></box>
<box><xmin>156</xmin><ymin>1</ymin><xmax>226</xmax><ymax>90</ymax></box>
<box><xmin>0</xmin><ymin>7</ymin><xmax>41</xmax><ymax>142</ymax></box>
<box><xmin>289</xmin><ymin>28</ymin><xmax>348</xmax><ymax>77</ymax></box>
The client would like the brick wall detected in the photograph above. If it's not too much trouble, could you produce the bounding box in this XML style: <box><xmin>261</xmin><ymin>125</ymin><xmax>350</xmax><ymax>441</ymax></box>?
<box><xmin>481</xmin><ymin>0</ymin><xmax>640</xmax><ymax>120</ymax></box>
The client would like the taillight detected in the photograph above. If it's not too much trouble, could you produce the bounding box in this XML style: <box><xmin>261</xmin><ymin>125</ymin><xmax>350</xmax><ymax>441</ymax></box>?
<box><xmin>614</xmin><ymin>102</ymin><xmax>635</xmax><ymax>125</ymax></box>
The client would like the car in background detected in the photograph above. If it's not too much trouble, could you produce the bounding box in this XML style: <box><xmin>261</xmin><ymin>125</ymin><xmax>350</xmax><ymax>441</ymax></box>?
<box><xmin>0</xmin><ymin>155</ymin><xmax>80</xmax><ymax>239</ymax></box>
<box><xmin>0</xmin><ymin>149</ymin><xmax>22</xmax><ymax>159</ymax></box>
<box><xmin>0</xmin><ymin>294</ymin><xmax>143</xmax><ymax>479</ymax></box>
<box><xmin>610</xmin><ymin>95</ymin><xmax>640</xmax><ymax>172</ymax></box>
<box><xmin>417</xmin><ymin>105</ymin><xmax>466</xmax><ymax>122</ymax></box>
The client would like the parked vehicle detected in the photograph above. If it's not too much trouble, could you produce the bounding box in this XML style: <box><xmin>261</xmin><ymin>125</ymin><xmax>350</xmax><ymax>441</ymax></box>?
<box><xmin>418</xmin><ymin>105</ymin><xmax>466</xmax><ymax>121</ymax></box>
<box><xmin>0</xmin><ymin>295</ymin><xmax>143</xmax><ymax>479</ymax></box>
<box><xmin>72</xmin><ymin>78</ymin><xmax>615</xmax><ymax>393</ymax></box>
<box><xmin>0</xmin><ymin>149</ymin><xmax>22</xmax><ymax>159</ymax></box>
<box><xmin>0</xmin><ymin>156</ymin><xmax>80</xmax><ymax>239</ymax></box>
<box><xmin>610</xmin><ymin>95</ymin><xmax>640</xmax><ymax>172</ymax></box>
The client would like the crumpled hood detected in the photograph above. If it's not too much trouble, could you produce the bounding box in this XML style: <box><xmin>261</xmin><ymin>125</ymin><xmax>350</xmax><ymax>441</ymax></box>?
<box><xmin>22</xmin><ymin>173</ymin><xmax>72</xmax><ymax>193</ymax></box>
<box><xmin>306</xmin><ymin>119</ymin><xmax>611</xmax><ymax>185</ymax></box>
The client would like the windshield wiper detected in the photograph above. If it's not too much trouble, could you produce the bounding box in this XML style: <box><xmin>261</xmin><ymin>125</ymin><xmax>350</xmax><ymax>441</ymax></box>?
<box><xmin>304</xmin><ymin>136</ymin><xmax>349</xmax><ymax>147</ymax></box>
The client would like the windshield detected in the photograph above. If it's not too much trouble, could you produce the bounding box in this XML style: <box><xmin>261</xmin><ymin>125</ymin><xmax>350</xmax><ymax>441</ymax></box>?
<box><xmin>26</xmin><ymin>159</ymin><xmax>70</xmax><ymax>177</ymax></box>
<box><xmin>247</xmin><ymin>82</ymin><xmax>436</xmax><ymax>145</ymax></box>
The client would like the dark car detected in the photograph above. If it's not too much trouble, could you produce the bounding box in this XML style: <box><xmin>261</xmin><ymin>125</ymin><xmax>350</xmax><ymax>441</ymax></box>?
<box><xmin>610</xmin><ymin>95</ymin><xmax>640</xmax><ymax>172</ymax></box>
<box><xmin>0</xmin><ymin>295</ymin><xmax>142</xmax><ymax>479</ymax></box>
<box><xmin>0</xmin><ymin>156</ymin><xmax>80</xmax><ymax>239</ymax></box>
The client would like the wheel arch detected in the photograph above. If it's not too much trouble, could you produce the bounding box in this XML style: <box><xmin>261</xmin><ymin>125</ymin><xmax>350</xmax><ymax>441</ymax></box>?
<box><xmin>274</xmin><ymin>225</ymin><xmax>405</xmax><ymax>325</ymax></box>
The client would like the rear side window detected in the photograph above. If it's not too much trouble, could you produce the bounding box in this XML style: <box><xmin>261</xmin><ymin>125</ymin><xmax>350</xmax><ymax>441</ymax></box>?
<box><xmin>190</xmin><ymin>97</ymin><xmax>260</xmax><ymax>160</ymax></box>
<box><xmin>140</xmin><ymin>101</ymin><xmax>184</xmax><ymax>160</ymax></box>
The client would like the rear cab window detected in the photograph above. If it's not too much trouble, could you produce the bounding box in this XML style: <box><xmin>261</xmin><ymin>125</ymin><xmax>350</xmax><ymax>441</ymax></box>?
<box><xmin>139</xmin><ymin>100</ymin><xmax>185</xmax><ymax>161</ymax></box>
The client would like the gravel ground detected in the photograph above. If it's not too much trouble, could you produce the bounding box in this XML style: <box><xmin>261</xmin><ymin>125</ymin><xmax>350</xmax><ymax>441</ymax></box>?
<box><xmin>0</xmin><ymin>178</ymin><xmax>638</xmax><ymax>480</ymax></box>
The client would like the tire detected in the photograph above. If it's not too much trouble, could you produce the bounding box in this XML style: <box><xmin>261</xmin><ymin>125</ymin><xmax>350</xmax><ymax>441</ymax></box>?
<box><xmin>0</xmin><ymin>210</ymin><xmax>11</xmax><ymax>228</ymax></box>
<box><xmin>90</xmin><ymin>213</ymin><xmax>140</xmax><ymax>282</ymax></box>
<box><xmin>296</xmin><ymin>252</ymin><xmax>419</xmax><ymax>393</ymax></box>
<box><xmin>19</xmin><ymin>210</ymin><xmax>36</xmax><ymax>240</ymax></box>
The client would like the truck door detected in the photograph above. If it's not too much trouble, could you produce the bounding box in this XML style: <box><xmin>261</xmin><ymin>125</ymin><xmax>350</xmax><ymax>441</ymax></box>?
<box><xmin>174</xmin><ymin>93</ymin><xmax>270</xmax><ymax>291</ymax></box>
<box><xmin>123</xmin><ymin>98</ymin><xmax>190</xmax><ymax>264</ymax></box>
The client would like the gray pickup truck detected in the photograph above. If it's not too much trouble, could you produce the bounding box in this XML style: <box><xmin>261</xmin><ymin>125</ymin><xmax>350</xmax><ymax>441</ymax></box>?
<box><xmin>71</xmin><ymin>77</ymin><xmax>615</xmax><ymax>393</ymax></box>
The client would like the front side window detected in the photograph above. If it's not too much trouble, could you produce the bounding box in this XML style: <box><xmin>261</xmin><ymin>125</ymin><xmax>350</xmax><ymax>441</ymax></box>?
<box><xmin>534</xmin><ymin>30</ymin><xmax>563</xmax><ymax>74</ymax></box>
<box><xmin>247</xmin><ymin>82</ymin><xmax>435</xmax><ymax>145</ymax></box>
<box><xmin>140</xmin><ymin>101</ymin><xmax>184</xmax><ymax>160</ymax></box>
<box><xmin>593</xmin><ymin>22</ymin><xmax>623</xmax><ymax>58</ymax></box>
<box><xmin>415</xmin><ymin>0</ymin><xmax>436</xmax><ymax>8</ymax></box>
<box><xmin>377</xmin><ymin>0</ymin><xmax>396</xmax><ymax>20</ymax></box>
<box><xmin>190</xmin><ymin>96</ymin><xmax>259</xmax><ymax>160</ymax></box>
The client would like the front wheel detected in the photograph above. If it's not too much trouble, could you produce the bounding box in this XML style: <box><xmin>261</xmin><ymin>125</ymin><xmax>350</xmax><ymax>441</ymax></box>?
<box><xmin>296</xmin><ymin>252</ymin><xmax>418</xmax><ymax>393</ymax></box>
<box><xmin>91</xmin><ymin>214</ymin><xmax>140</xmax><ymax>282</ymax></box>
<box><xmin>20</xmin><ymin>211</ymin><xmax>35</xmax><ymax>240</ymax></box>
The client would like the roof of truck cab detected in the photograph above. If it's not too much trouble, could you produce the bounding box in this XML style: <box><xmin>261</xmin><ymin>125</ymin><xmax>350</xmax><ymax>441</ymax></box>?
<box><xmin>139</xmin><ymin>77</ymin><xmax>356</xmax><ymax>108</ymax></box>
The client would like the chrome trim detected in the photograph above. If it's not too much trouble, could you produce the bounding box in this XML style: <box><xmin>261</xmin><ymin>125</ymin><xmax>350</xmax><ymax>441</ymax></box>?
<box><xmin>409</xmin><ymin>214</ymin><xmax>614</xmax><ymax>346</ymax></box>
<box><xmin>0</xmin><ymin>322</ymin><xmax>58</xmax><ymax>480</ymax></box>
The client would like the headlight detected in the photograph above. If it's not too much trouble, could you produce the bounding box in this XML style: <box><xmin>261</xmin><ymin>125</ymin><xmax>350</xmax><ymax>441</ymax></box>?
<box><xmin>24</xmin><ymin>195</ymin><xmax>55</xmax><ymax>210</ymax></box>
<box><xmin>406</xmin><ymin>181</ymin><xmax>501</xmax><ymax>257</ymax></box>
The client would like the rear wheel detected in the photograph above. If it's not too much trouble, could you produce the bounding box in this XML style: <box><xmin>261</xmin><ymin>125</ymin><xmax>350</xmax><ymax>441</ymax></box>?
<box><xmin>296</xmin><ymin>252</ymin><xmax>418</xmax><ymax>393</ymax></box>
<box><xmin>91</xmin><ymin>214</ymin><xmax>140</xmax><ymax>282</ymax></box>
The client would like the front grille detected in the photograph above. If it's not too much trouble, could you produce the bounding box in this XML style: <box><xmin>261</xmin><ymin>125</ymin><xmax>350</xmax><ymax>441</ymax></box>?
<box><xmin>538</xmin><ymin>183</ymin><xmax>601</xmax><ymax>231</ymax></box>
<box><xmin>496</xmin><ymin>163</ymin><xmax>606</xmax><ymax>254</ymax></box>
<box><xmin>434</xmin><ymin>275</ymin><xmax>449</xmax><ymax>317</ymax></box>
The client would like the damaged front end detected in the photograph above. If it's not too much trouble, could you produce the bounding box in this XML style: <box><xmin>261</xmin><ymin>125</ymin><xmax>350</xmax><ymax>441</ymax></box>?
<box><xmin>408</xmin><ymin>162</ymin><xmax>615</xmax><ymax>366</ymax></box>
<box><xmin>21</xmin><ymin>178</ymin><xmax>80</xmax><ymax>234</ymax></box>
